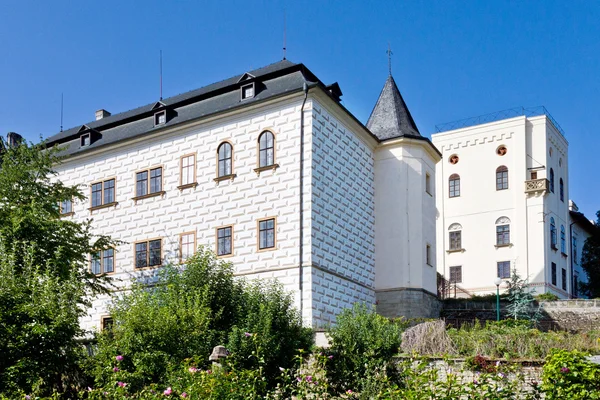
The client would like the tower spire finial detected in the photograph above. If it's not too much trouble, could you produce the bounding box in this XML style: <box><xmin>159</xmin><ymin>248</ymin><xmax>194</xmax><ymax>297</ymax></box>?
<box><xmin>386</xmin><ymin>42</ymin><xmax>393</xmax><ymax>76</ymax></box>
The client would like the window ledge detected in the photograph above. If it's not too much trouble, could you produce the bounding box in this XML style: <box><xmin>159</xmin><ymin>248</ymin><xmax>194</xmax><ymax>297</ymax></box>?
<box><xmin>426</xmin><ymin>263</ymin><xmax>434</xmax><ymax>267</ymax></box>
<box><xmin>551</xmin><ymin>245</ymin><xmax>558</xmax><ymax>251</ymax></box>
<box><xmin>426</xmin><ymin>191</ymin><xmax>433</xmax><ymax>197</ymax></box>
<box><xmin>253</xmin><ymin>164</ymin><xmax>280</xmax><ymax>175</ymax></box>
<box><xmin>446</xmin><ymin>248</ymin><xmax>465</xmax><ymax>254</ymax></box>
<box><xmin>257</xmin><ymin>246</ymin><xmax>276</xmax><ymax>253</ymax></box>
<box><xmin>177</xmin><ymin>182</ymin><xmax>198</xmax><ymax>191</ymax></box>
<box><xmin>132</xmin><ymin>191</ymin><xmax>166</xmax><ymax>202</ymax></box>
<box><xmin>134</xmin><ymin>264</ymin><xmax>162</xmax><ymax>271</ymax></box>
<box><xmin>89</xmin><ymin>202</ymin><xmax>119</xmax><ymax>212</ymax></box>
<box><xmin>217</xmin><ymin>253</ymin><xmax>234</xmax><ymax>259</ymax></box>
<box><xmin>214</xmin><ymin>174</ymin><xmax>237</xmax><ymax>183</ymax></box>
<box><xmin>60</xmin><ymin>212</ymin><xmax>75</xmax><ymax>218</ymax></box>
<box><xmin>495</xmin><ymin>243</ymin><xmax>513</xmax><ymax>248</ymax></box>
<box><xmin>561</xmin><ymin>252</ymin><xmax>568</xmax><ymax>258</ymax></box>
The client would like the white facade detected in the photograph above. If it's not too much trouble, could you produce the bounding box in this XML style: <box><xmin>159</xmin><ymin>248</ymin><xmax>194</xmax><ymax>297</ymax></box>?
<box><xmin>49</xmin><ymin>63</ymin><xmax>440</xmax><ymax>331</ymax></box>
<box><xmin>433</xmin><ymin>114</ymin><xmax>575</xmax><ymax>298</ymax></box>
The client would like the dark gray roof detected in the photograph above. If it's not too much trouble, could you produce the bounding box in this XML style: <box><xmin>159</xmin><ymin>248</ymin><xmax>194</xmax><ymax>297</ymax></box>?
<box><xmin>46</xmin><ymin>60</ymin><xmax>320</xmax><ymax>156</ymax></box>
<box><xmin>366</xmin><ymin>75</ymin><xmax>421</xmax><ymax>140</ymax></box>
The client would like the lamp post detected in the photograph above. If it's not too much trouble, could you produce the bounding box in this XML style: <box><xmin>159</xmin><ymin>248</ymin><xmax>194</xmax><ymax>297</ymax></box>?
<box><xmin>494</xmin><ymin>277</ymin><xmax>502</xmax><ymax>321</ymax></box>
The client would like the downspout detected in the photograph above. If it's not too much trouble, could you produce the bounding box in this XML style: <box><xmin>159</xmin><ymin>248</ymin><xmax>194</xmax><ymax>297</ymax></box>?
<box><xmin>569</xmin><ymin>221</ymin><xmax>575</xmax><ymax>298</ymax></box>
<box><xmin>299</xmin><ymin>82</ymin><xmax>309</xmax><ymax>320</ymax></box>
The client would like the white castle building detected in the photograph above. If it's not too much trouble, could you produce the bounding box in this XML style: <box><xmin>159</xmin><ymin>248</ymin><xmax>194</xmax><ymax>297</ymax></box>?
<box><xmin>45</xmin><ymin>60</ymin><xmax>441</xmax><ymax>332</ymax></box>
<box><xmin>432</xmin><ymin>110</ymin><xmax>595</xmax><ymax>298</ymax></box>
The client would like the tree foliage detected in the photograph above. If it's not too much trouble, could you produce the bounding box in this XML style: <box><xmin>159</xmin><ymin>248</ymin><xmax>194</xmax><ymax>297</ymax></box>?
<box><xmin>505</xmin><ymin>268</ymin><xmax>541</xmax><ymax>322</ymax></box>
<box><xmin>91</xmin><ymin>248</ymin><xmax>313</xmax><ymax>391</ymax></box>
<box><xmin>581</xmin><ymin>211</ymin><xmax>600</xmax><ymax>298</ymax></box>
<box><xmin>0</xmin><ymin>139</ymin><xmax>115</xmax><ymax>397</ymax></box>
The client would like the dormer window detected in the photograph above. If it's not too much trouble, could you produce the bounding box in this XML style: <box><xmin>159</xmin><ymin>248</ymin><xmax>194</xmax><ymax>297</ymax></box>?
<box><xmin>81</xmin><ymin>133</ymin><xmax>91</xmax><ymax>147</ymax></box>
<box><xmin>154</xmin><ymin>111</ymin><xmax>167</xmax><ymax>126</ymax></box>
<box><xmin>241</xmin><ymin>83</ymin><xmax>255</xmax><ymax>100</ymax></box>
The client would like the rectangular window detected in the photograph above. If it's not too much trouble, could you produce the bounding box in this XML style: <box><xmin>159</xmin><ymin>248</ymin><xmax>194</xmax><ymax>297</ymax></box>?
<box><xmin>90</xmin><ymin>179</ymin><xmax>116</xmax><ymax>208</ymax></box>
<box><xmin>449</xmin><ymin>231</ymin><xmax>462</xmax><ymax>250</ymax></box>
<box><xmin>449</xmin><ymin>266</ymin><xmax>462</xmax><ymax>283</ymax></box>
<box><xmin>180</xmin><ymin>154</ymin><xmax>196</xmax><ymax>186</ymax></box>
<box><xmin>496</xmin><ymin>225</ymin><xmax>510</xmax><ymax>245</ymax></box>
<box><xmin>573</xmin><ymin>237</ymin><xmax>578</xmax><ymax>264</ymax></box>
<box><xmin>449</xmin><ymin>178</ymin><xmax>460</xmax><ymax>198</ymax></box>
<box><xmin>60</xmin><ymin>199</ymin><xmax>73</xmax><ymax>215</ymax></box>
<box><xmin>551</xmin><ymin>262</ymin><xmax>557</xmax><ymax>286</ymax></box>
<box><xmin>258</xmin><ymin>218</ymin><xmax>276</xmax><ymax>250</ymax></box>
<box><xmin>135</xmin><ymin>239</ymin><xmax>162</xmax><ymax>268</ymax></box>
<box><xmin>81</xmin><ymin>134</ymin><xmax>90</xmax><ymax>147</ymax></box>
<box><xmin>136</xmin><ymin>167</ymin><xmax>163</xmax><ymax>197</ymax></box>
<box><xmin>154</xmin><ymin>111</ymin><xmax>166</xmax><ymax>125</ymax></box>
<box><xmin>561</xmin><ymin>268</ymin><xmax>567</xmax><ymax>291</ymax></box>
<box><xmin>90</xmin><ymin>248</ymin><xmax>115</xmax><ymax>275</ymax></box>
<box><xmin>574</xmin><ymin>273</ymin><xmax>579</xmax><ymax>297</ymax></box>
<box><xmin>531</xmin><ymin>171</ymin><xmax>538</xmax><ymax>180</ymax></box>
<box><xmin>217</xmin><ymin>226</ymin><xmax>233</xmax><ymax>256</ymax></box>
<box><xmin>180</xmin><ymin>232</ymin><xmax>196</xmax><ymax>262</ymax></box>
<box><xmin>425</xmin><ymin>173</ymin><xmax>431</xmax><ymax>195</ymax></box>
<box><xmin>241</xmin><ymin>84</ymin><xmax>254</xmax><ymax>99</ymax></box>
<box><xmin>101</xmin><ymin>316</ymin><xmax>114</xmax><ymax>331</ymax></box>
<box><xmin>426</xmin><ymin>244</ymin><xmax>432</xmax><ymax>266</ymax></box>
<box><xmin>497</xmin><ymin>261</ymin><xmax>511</xmax><ymax>279</ymax></box>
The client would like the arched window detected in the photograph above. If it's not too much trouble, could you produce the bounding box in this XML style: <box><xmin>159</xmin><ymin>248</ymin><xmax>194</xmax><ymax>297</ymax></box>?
<box><xmin>217</xmin><ymin>142</ymin><xmax>233</xmax><ymax>177</ymax></box>
<box><xmin>448</xmin><ymin>223</ymin><xmax>462</xmax><ymax>251</ymax></box>
<box><xmin>258</xmin><ymin>131</ymin><xmax>275</xmax><ymax>168</ymax></box>
<box><xmin>549</xmin><ymin>168</ymin><xmax>555</xmax><ymax>193</ymax></box>
<box><xmin>559</xmin><ymin>178</ymin><xmax>564</xmax><ymax>202</ymax></box>
<box><xmin>560</xmin><ymin>225</ymin><xmax>566</xmax><ymax>254</ymax></box>
<box><xmin>495</xmin><ymin>216</ymin><xmax>511</xmax><ymax>246</ymax></box>
<box><xmin>496</xmin><ymin>166</ymin><xmax>508</xmax><ymax>190</ymax></box>
<box><xmin>550</xmin><ymin>217</ymin><xmax>557</xmax><ymax>249</ymax></box>
<box><xmin>449</xmin><ymin>174</ymin><xmax>460</xmax><ymax>198</ymax></box>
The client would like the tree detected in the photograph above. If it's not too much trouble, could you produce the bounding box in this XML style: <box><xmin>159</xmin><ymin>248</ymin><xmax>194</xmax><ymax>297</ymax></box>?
<box><xmin>581</xmin><ymin>211</ymin><xmax>600</xmax><ymax>298</ymax></box>
<box><xmin>505</xmin><ymin>268</ymin><xmax>541</xmax><ymax>322</ymax></box>
<box><xmin>0</xmin><ymin>139</ymin><xmax>115</xmax><ymax>396</ymax></box>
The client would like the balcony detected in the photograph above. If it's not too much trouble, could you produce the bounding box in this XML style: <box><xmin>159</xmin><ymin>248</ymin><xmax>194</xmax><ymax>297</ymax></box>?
<box><xmin>525</xmin><ymin>178</ymin><xmax>549</xmax><ymax>194</ymax></box>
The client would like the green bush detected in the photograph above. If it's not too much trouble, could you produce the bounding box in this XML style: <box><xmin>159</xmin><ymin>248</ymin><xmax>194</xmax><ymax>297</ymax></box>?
<box><xmin>324</xmin><ymin>303</ymin><xmax>403</xmax><ymax>393</ymax></box>
<box><xmin>535</xmin><ymin>293</ymin><xmax>559</xmax><ymax>301</ymax></box>
<box><xmin>90</xmin><ymin>248</ymin><xmax>312</xmax><ymax>392</ymax></box>
<box><xmin>542</xmin><ymin>349</ymin><xmax>600</xmax><ymax>399</ymax></box>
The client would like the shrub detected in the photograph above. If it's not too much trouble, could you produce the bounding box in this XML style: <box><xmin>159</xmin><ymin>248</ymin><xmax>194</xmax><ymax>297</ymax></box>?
<box><xmin>324</xmin><ymin>303</ymin><xmax>402</xmax><ymax>393</ymax></box>
<box><xmin>91</xmin><ymin>248</ymin><xmax>312</xmax><ymax>391</ymax></box>
<box><xmin>536</xmin><ymin>293</ymin><xmax>559</xmax><ymax>301</ymax></box>
<box><xmin>400</xmin><ymin>320</ymin><xmax>455</xmax><ymax>355</ymax></box>
<box><xmin>542</xmin><ymin>349</ymin><xmax>600</xmax><ymax>399</ymax></box>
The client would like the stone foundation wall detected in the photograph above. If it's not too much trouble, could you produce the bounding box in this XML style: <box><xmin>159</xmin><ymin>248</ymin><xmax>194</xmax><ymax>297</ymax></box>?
<box><xmin>376</xmin><ymin>288</ymin><xmax>441</xmax><ymax>319</ymax></box>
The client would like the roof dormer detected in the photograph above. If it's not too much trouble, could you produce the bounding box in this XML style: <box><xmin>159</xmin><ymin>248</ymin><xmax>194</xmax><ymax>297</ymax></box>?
<box><xmin>78</xmin><ymin>125</ymin><xmax>102</xmax><ymax>147</ymax></box>
<box><xmin>151</xmin><ymin>101</ymin><xmax>176</xmax><ymax>126</ymax></box>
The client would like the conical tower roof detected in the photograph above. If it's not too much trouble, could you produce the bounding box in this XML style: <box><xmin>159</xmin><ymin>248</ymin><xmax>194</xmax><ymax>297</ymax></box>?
<box><xmin>366</xmin><ymin>75</ymin><xmax>420</xmax><ymax>140</ymax></box>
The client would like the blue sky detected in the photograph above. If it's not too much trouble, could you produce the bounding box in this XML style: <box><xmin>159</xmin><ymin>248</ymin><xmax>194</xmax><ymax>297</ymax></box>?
<box><xmin>1</xmin><ymin>1</ymin><xmax>598</xmax><ymax>217</ymax></box>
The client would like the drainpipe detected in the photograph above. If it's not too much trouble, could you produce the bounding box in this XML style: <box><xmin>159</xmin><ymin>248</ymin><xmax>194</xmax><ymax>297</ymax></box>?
<box><xmin>299</xmin><ymin>82</ymin><xmax>309</xmax><ymax>321</ymax></box>
<box><xmin>569</xmin><ymin>221</ymin><xmax>575</xmax><ymax>298</ymax></box>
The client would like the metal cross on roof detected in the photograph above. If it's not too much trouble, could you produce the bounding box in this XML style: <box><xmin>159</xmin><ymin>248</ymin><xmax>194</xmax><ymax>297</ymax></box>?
<box><xmin>386</xmin><ymin>43</ymin><xmax>393</xmax><ymax>76</ymax></box>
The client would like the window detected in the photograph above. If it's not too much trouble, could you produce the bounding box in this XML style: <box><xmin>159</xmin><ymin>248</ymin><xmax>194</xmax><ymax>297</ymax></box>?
<box><xmin>449</xmin><ymin>154</ymin><xmax>459</xmax><ymax>164</ymax></box>
<box><xmin>217</xmin><ymin>226</ymin><xmax>233</xmax><ymax>256</ymax></box>
<box><xmin>241</xmin><ymin>83</ymin><xmax>255</xmax><ymax>100</ymax></box>
<box><xmin>81</xmin><ymin>133</ymin><xmax>90</xmax><ymax>147</ymax></box>
<box><xmin>449</xmin><ymin>266</ymin><xmax>462</xmax><ymax>283</ymax></box>
<box><xmin>154</xmin><ymin>111</ymin><xmax>166</xmax><ymax>126</ymax></box>
<box><xmin>136</xmin><ymin>167</ymin><xmax>163</xmax><ymax>197</ymax></box>
<box><xmin>549</xmin><ymin>168</ymin><xmax>555</xmax><ymax>193</ymax></box>
<box><xmin>449</xmin><ymin>174</ymin><xmax>460</xmax><ymax>198</ymax></box>
<box><xmin>495</xmin><ymin>217</ymin><xmax>511</xmax><ymax>246</ymax></box>
<box><xmin>573</xmin><ymin>236</ymin><xmax>578</xmax><ymax>264</ymax></box>
<box><xmin>574</xmin><ymin>273</ymin><xmax>579</xmax><ymax>297</ymax></box>
<box><xmin>60</xmin><ymin>199</ymin><xmax>73</xmax><ymax>215</ymax></box>
<box><xmin>258</xmin><ymin>218</ymin><xmax>276</xmax><ymax>250</ymax></box>
<box><xmin>258</xmin><ymin>131</ymin><xmax>275</xmax><ymax>168</ymax></box>
<box><xmin>425</xmin><ymin>173</ymin><xmax>432</xmax><ymax>195</ymax></box>
<box><xmin>496</xmin><ymin>145</ymin><xmax>507</xmax><ymax>156</ymax></box>
<box><xmin>551</xmin><ymin>262</ymin><xmax>557</xmax><ymax>286</ymax></box>
<box><xmin>531</xmin><ymin>171</ymin><xmax>538</xmax><ymax>180</ymax></box>
<box><xmin>561</xmin><ymin>268</ymin><xmax>567</xmax><ymax>291</ymax></box>
<box><xmin>180</xmin><ymin>232</ymin><xmax>196</xmax><ymax>262</ymax></box>
<box><xmin>497</xmin><ymin>261</ymin><xmax>511</xmax><ymax>279</ymax></box>
<box><xmin>550</xmin><ymin>217</ymin><xmax>557</xmax><ymax>249</ymax></box>
<box><xmin>448</xmin><ymin>223</ymin><xmax>462</xmax><ymax>251</ymax></box>
<box><xmin>101</xmin><ymin>316</ymin><xmax>114</xmax><ymax>331</ymax></box>
<box><xmin>90</xmin><ymin>248</ymin><xmax>115</xmax><ymax>275</ymax></box>
<box><xmin>217</xmin><ymin>142</ymin><xmax>233</xmax><ymax>178</ymax></box>
<box><xmin>559</xmin><ymin>178</ymin><xmax>564</xmax><ymax>202</ymax></box>
<box><xmin>90</xmin><ymin>179</ymin><xmax>116</xmax><ymax>208</ymax></box>
<box><xmin>560</xmin><ymin>225</ymin><xmax>566</xmax><ymax>254</ymax></box>
<box><xmin>180</xmin><ymin>154</ymin><xmax>196</xmax><ymax>187</ymax></box>
<box><xmin>135</xmin><ymin>239</ymin><xmax>162</xmax><ymax>268</ymax></box>
<box><xmin>426</xmin><ymin>244</ymin><xmax>432</xmax><ymax>266</ymax></box>
<box><xmin>496</xmin><ymin>166</ymin><xmax>508</xmax><ymax>190</ymax></box>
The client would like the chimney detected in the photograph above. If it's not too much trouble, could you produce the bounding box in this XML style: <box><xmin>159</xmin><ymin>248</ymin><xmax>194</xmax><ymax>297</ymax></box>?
<box><xmin>95</xmin><ymin>109</ymin><xmax>111</xmax><ymax>120</ymax></box>
<box><xmin>7</xmin><ymin>132</ymin><xmax>23</xmax><ymax>147</ymax></box>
